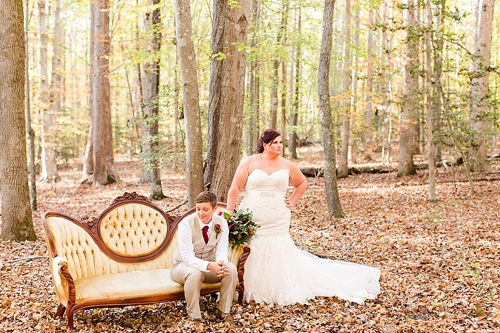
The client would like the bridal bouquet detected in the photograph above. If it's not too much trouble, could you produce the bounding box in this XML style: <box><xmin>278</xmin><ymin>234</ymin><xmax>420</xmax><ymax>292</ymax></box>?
<box><xmin>222</xmin><ymin>209</ymin><xmax>259</xmax><ymax>247</ymax></box>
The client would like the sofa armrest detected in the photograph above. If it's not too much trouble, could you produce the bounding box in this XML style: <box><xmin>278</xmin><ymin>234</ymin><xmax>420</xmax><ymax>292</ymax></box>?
<box><xmin>228</xmin><ymin>244</ymin><xmax>245</xmax><ymax>265</ymax></box>
<box><xmin>228</xmin><ymin>244</ymin><xmax>251</xmax><ymax>304</ymax></box>
<box><xmin>51</xmin><ymin>256</ymin><xmax>76</xmax><ymax>308</ymax></box>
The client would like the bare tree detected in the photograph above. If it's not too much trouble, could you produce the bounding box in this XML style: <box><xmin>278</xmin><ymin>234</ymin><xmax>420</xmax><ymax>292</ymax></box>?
<box><xmin>82</xmin><ymin>123</ymin><xmax>94</xmax><ymax>179</ymax></box>
<box><xmin>350</xmin><ymin>5</ymin><xmax>360</xmax><ymax>164</ymax></box>
<box><xmin>87</xmin><ymin>0</ymin><xmax>119</xmax><ymax>186</ymax></box>
<box><xmin>204</xmin><ymin>0</ymin><xmax>250</xmax><ymax>202</ymax></box>
<box><xmin>38</xmin><ymin>0</ymin><xmax>59</xmax><ymax>183</ymax></box>
<box><xmin>289</xmin><ymin>6</ymin><xmax>302</xmax><ymax>160</ymax></box>
<box><xmin>270</xmin><ymin>32</ymin><xmax>280</xmax><ymax>131</ymax></box>
<box><xmin>432</xmin><ymin>0</ymin><xmax>445</xmax><ymax>163</ymax></box>
<box><xmin>269</xmin><ymin>1</ymin><xmax>289</xmax><ymax>135</ymax></box>
<box><xmin>318</xmin><ymin>0</ymin><xmax>344</xmax><ymax>218</ymax></box>
<box><xmin>426</xmin><ymin>0</ymin><xmax>436</xmax><ymax>201</ymax></box>
<box><xmin>244</xmin><ymin>0</ymin><xmax>261</xmax><ymax>156</ymax></box>
<box><xmin>280</xmin><ymin>2</ymin><xmax>289</xmax><ymax>157</ymax></box>
<box><xmin>140</xmin><ymin>0</ymin><xmax>165</xmax><ymax>200</ymax></box>
<box><xmin>380</xmin><ymin>3</ymin><xmax>395</xmax><ymax>166</ymax></box>
<box><xmin>364</xmin><ymin>4</ymin><xmax>374</xmax><ymax>156</ymax></box>
<box><xmin>0</xmin><ymin>0</ymin><xmax>36</xmax><ymax>241</ymax></box>
<box><xmin>469</xmin><ymin>0</ymin><xmax>495</xmax><ymax>171</ymax></box>
<box><xmin>398</xmin><ymin>0</ymin><xmax>418</xmax><ymax>177</ymax></box>
<box><xmin>337</xmin><ymin>0</ymin><xmax>352</xmax><ymax>178</ymax></box>
<box><xmin>174</xmin><ymin>0</ymin><xmax>204</xmax><ymax>207</ymax></box>
<box><xmin>25</xmin><ymin>0</ymin><xmax>37</xmax><ymax>211</ymax></box>
<box><xmin>173</xmin><ymin>51</ymin><xmax>181</xmax><ymax>162</ymax></box>
<box><xmin>42</xmin><ymin>0</ymin><xmax>63</xmax><ymax>183</ymax></box>
<box><xmin>83</xmin><ymin>2</ymin><xmax>95</xmax><ymax>180</ymax></box>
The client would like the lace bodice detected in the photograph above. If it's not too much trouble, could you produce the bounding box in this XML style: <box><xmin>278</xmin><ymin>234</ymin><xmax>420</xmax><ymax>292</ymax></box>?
<box><xmin>239</xmin><ymin>169</ymin><xmax>291</xmax><ymax>236</ymax></box>
<box><xmin>245</xmin><ymin>168</ymin><xmax>290</xmax><ymax>194</ymax></box>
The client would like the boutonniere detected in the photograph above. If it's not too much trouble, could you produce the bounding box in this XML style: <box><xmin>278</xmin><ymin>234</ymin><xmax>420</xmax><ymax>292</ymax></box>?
<box><xmin>214</xmin><ymin>223</ymin><xmax>222</xmax><ymax>239</ymax></box>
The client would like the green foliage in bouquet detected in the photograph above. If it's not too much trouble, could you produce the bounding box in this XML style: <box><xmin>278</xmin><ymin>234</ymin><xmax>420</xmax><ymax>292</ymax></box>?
<box><xmin>222</xmin><ymin>209</ymin><xmax>259</xmax><ymax>247</ymax></box>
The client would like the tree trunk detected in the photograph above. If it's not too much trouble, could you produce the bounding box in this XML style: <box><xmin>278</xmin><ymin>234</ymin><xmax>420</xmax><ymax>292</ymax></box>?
<box><xmin>204</xmin><ymin>0</ymin><xmax>224</xmax><ymax>184</ymax></box>
<box><xmin>83</xmin><ymin>11</ymin><xmax>94</xmax><ymax>181</ymax></box>
<box><xmin>426</xmin><ymin>0</ymin><xmax>436</xmax><ymax>201</ymax></box>
<box><xmin>398</xmin><ymin>0</ymin><xmax>418</xmax><ymax>177</ymax></box>
<box><xmin>136</xmin><ymin>46</ymin><xmax>144</xmax><ymax>167</ymax></box>
<box><xmin>91</xmin><ymin>0</ymin><xmax>118</xmax><ymax>185</ymax></box>
<box><xmin>205</xmin><ymin>0</ymin><xmax>250</xmax><ymax>202</ymax></box>
<box><xmin>280</xmin><ymin>1</ymin><xmax>289</xmax><ymax>157</ymax></box>
<box><xmin>414</xmin><ymin>3</ymin><xmax>423</xmax><ymax>157</ymax></box>
<box><xmin>82</xmin><ymin>123</ymin><xmax>93</xmax><ymax>179</ymax></box>
<box><xmin>270</xmin><ymin>0</ymin><xmax>288</xmax><ymax>135</ymax></box>
<box><xmin>25</xmin><ymin>0</ymin><xmax>37</xmax><ymax>211</ymax></box>
<box><xmin>140</xmin><ymin>0</ymin><xmax>165</xmax><ymax>200</ymax></box>
<box><xmin>0</xmin><ymin>0</ymin><xmax>36</xmax><ymax>241</ymax></box>
<box><xmin>432</xmin><ymin>0</ymin><xmax>445</xmax><ymax>163</ymax></box>
<box><xmin>173</xmin><ymin>51</ymin><xmax>180</xmax><ymax>165</ymax></box>
<box><xmin>270</xmin><ymin>58</ymin><xmax>279</xmax><ymax>130</ymax></box>
<box><xmin>318</xmin><ymin>0</ymin><xmax>344</xmax><ymax>219</ymax></box>
<box><xmin>289</xmin><ymin>7</ymin><xmax>301</xmax><ymax>160</ymax></box>
<box><xmin>350</xmin><ymin>5</ymin><xmax>360</xmax><ymax>164</ymax></box>
<box><xmin>469</xmin><ymin>0</ymin><xmax>495</xmax><ymax>172</ymax></box>
<box><xmin>250</xmin><ymin>0</ymin><xmax>261</xmax><ymax>156</ymax></box>
<box><xmin>380</xmin><ymin>3</ymin><xmax>394</xmax><ymax>165</ymax></box>
<box><xmin>41</xmin><ymin>0</ymin><xmax>63</xmax><ymax>183</ymax></box>
<box><xmin>38</xmin><ymin>0</ymin><xmax>57</xmax><ymax>183</ymax></box>
<box><xmin>364</xmin><ymin>5</ymin><xmax>374</xmax><ymax>156</ymax></box>
<box><xmin>245</xmin><ymin>0</ymin><xmax>260</xmax><ymax>156</ymax></box>
<box><xmin>337</xmin><ymin>0</ymin><xmax>352</xmax><ymax>178</ymax></box>
<box><xmin>174</xmin><ymin>0</ymin><xmax>204</xmax><ymax>207</ymax></box>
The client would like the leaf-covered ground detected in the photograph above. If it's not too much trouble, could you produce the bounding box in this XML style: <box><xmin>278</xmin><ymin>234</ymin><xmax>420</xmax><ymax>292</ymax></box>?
<box><xmin>1</xmin><ymin>154</ymin><xmax>499</xmax><ymax>332</ymax></box>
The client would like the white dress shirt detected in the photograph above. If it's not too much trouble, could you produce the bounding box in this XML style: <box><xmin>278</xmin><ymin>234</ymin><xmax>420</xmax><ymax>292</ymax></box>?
<box><xmin>176</xmin><ymin>213</ymin><xmax>230</xmax><ymax>272</ymax></box>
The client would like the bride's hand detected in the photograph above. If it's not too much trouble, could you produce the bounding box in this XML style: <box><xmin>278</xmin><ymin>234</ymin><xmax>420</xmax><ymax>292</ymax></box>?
<box><xmin>284</xmin><ymin>196</ymin><xmax>295</xmax><ymax>208</ymax></box>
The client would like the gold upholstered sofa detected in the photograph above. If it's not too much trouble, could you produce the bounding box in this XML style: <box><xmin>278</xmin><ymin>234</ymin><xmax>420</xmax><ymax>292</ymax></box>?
<box><xmin>42</xmin><ymin>192</ymin><xmax>250</xmax><ymax>329</ymax></box>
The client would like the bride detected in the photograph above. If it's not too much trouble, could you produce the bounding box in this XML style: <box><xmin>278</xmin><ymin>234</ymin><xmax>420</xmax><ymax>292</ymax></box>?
<box><xmin>225</xmin><ymin>129</ymin><xmax>380</xmax><ymax>306</ymax></box>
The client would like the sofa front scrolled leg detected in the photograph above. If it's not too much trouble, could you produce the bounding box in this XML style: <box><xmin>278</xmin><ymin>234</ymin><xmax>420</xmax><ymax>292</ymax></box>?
<box><xmin>55</xmin><ymin>304</ymin><xmax>66</xmax><ymax>317</ymax></box>
<box><xmin>67</xmin><ymin>308</ymin><xmax>75</xmax><ymax>330</ymax></box>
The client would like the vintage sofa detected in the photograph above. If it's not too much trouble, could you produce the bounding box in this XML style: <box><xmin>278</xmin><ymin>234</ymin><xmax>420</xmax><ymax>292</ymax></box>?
<box><xmin>42</xmin><ymin>192</ymin><xmax>250</xmax><ymax>329</ymax></box>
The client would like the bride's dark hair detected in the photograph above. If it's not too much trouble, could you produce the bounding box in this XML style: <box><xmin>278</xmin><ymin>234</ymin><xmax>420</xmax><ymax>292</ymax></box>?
<box><xmin>257</xmin><ymin>129</ymin><xmax>281</xmax><ymax>153</ymax></box>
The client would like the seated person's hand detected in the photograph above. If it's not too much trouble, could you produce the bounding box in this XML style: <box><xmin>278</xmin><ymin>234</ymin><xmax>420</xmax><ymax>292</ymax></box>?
<box><xmin>208</xmin><ymin>261</ymin><xmax>230</xmax><ymax>278</ymax></box>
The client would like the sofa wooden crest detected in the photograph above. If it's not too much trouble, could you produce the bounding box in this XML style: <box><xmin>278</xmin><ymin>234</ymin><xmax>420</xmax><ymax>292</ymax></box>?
<box><xmin>42</xmin><ymin>192</ymin><xmax>250</xmax><ymax>329</ymax></box>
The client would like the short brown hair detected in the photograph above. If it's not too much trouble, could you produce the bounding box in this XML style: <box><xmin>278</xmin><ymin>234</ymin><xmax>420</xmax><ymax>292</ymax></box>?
<box><xmin>196</xmin><ymin>191</ymin><xmax>217</xmax><ymax>207</ymax></box>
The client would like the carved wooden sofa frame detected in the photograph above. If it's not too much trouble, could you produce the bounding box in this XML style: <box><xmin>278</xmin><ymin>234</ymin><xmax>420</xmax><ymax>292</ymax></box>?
<box><xmin>42</xmin><ymin>192</ymin><xmax>250</xmax><ymax>329</ymax></box>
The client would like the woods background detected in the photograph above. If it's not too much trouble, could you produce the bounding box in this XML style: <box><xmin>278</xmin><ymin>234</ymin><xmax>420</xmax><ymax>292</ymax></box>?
<box><xmin>21</xmin><ymin>0</ymin><xmax>500</xmax><ymax>177</ymax></box>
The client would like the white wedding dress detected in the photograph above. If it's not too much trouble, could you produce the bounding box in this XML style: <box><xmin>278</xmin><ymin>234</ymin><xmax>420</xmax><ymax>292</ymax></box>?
<box><xmin>238</xmin><ymin>169</ymin><xmax>380</xmax><ymax>306</ymax></box>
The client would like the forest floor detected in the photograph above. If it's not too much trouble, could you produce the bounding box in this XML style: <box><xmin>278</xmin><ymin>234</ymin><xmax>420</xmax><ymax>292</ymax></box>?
<box><xmin>1</xmin><ymin>147</ymin><xmax>499</xmax><ymax>333</ymax></box>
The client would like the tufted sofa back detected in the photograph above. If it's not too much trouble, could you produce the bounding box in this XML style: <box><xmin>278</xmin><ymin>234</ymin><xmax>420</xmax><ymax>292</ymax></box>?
<box><xmin>98</xmin><ymin>203</ymin><xmax>170</xmax><ymax>258</ymax></box>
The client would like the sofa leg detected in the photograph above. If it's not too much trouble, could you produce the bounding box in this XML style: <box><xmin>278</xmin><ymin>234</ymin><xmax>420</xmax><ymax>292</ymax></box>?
<box><xmin>67</xmin><ymin>311</ymin><xmax>75</xmax><ymax>330</ymax></box>
<box><xmin>236</xmin><ymin>286</ymin><xmax>244</xmax><ymax>304</ymax></box>
<box><xmin>55</xmin><ymin>304</ymin><xmax>66</xmax><ymax>317</ymax></box>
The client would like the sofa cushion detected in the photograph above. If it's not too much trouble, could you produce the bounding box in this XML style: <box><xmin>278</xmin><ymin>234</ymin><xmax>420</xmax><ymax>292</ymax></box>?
<box><xmin>75</xmin><ymin>268</ymin><xmax>221</xmax><ymax>303</ymax></box>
